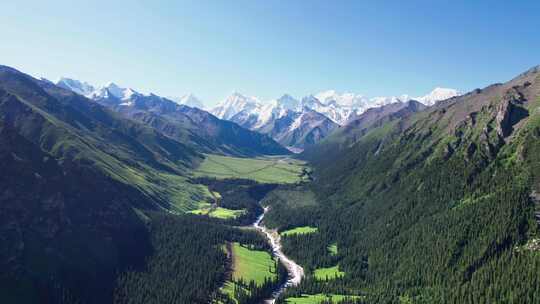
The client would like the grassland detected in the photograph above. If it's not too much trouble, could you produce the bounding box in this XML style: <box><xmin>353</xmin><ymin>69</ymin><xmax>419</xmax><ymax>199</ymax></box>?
<box><xmin>281</xmin><ymin>226</ymin><xmax>318</xmax><ymax>236</ymax></box>
<box><xmin>285</xmin><ymin>293</ymin><xmax>361</xmax><ymax>304</ymax></box>
<box><xmin>313</xmin><ymin>265</ymin><xmax>345</xmax><ymax>280</ymax></box>
<box><xmin>193</xmin><ymin>154</ymin><xmax>309</xmax><ymax>184</ymax></box>
<box><xmin>220</xmin><ymin>242</ymin><xmax>277</xmax><ymax>303</ymax></box>
<box><xmin>189</xmin><ymin>205</ymin><xmax>247</xmax><ymax>219</ymax></box>
<box><xmin>230</xmin><ymin>242</ymin><xmax>276</xmax><ymax>284</ymax></box>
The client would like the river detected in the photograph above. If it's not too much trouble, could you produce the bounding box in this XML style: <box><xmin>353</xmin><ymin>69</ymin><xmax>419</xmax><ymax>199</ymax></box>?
<box><xmin>253</xmin><ymin>206</ymin><xmax>304</xmax><ymax>304</ymax></box>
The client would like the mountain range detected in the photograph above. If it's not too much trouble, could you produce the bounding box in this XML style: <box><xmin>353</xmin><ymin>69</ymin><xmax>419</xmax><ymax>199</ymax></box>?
<box><xmin>56</xmin><ymin>77</ymin><xmax>459</xmax><ymax>151</ymax></box>
<box><xmin>210</xmin><ymin>88</ymin><xmax>459</xmax><ymax>150</ymax></box>
<box><xmin>56</xmin><ymin>78</ymin><xmax>288</xmax><ymax>157</ymax></box>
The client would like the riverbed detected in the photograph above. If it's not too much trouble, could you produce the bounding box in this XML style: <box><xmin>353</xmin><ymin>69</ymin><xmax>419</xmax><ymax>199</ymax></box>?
<box><xmin>253</xmin><ymin>206</ymin><xmax>304</xmax><ymax>303</ymax></box>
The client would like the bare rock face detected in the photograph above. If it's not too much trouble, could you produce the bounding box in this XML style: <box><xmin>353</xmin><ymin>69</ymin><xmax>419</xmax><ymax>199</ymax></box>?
<box><xmin>495</xmin><ymin>98</ymin><xmax>513</xmax><ymax>138</ymax></box>
<box><xmin>496</xmin><ymin>87</ymin><xmax>528</xmax><ymax>139</ymax></box>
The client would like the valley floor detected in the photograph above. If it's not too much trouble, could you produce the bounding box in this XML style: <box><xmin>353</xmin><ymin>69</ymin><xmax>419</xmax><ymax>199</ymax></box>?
<box><xmin>193</xmin><ymin>154</ymin><xmax>310</xmax><ymax>184</ymax></box>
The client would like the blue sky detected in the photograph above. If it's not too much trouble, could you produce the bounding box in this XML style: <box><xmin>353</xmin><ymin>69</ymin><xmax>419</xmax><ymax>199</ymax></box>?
<box><xmin>2</xmin><ymin>1</ymin><xmax>539</xmax><ymax>106</ymax></box>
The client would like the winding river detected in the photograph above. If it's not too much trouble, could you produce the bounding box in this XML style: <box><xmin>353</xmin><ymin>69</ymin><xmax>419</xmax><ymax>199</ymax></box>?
<box><xmin>253</xmin><ymin>206</ymin><xmax>304</xmax><ymax>304</ymax></box>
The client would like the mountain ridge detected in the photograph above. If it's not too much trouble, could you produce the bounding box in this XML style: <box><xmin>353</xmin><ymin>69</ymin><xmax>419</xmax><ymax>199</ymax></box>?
<box><xmin>54</xmin><ymin>78</ymin><xmax>289</xmax><ymax>157</ymax></box>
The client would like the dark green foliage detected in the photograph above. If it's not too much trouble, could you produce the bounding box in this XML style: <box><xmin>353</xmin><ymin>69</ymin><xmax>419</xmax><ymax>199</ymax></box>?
<box><xmin>261</xmin><ymin>185</ymin><xmax>321</xmax><ymax>230</ymax></box>
<box><xmin>113</xmin><ymin>211</ymin><xmax>279</xmax><ymax>304</ymax></box>
<box><xmin>193</xmin><ymin>177</ymin><xmax>277</xmax><ymax>225</ymax></box>
<box><xmin>0</xmin><ymin>124</ymin><xmax>152</xmax><ymax>304</ymax></box>
<box><xmin>114</xmin><ymin>213</ymin><xmax>225</xmax><ymax>304</ymax></box>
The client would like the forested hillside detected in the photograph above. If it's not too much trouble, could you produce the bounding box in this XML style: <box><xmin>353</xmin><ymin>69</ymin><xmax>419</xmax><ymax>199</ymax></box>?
<box><xmin>269</xmin><ymin>66</ymin><xmax>540</xmax><ymax>303</ymax></box>
<box><xmin>0</xmin><ymin>65</ymin><xmax>285</xmax><ymax>304</ymax></box>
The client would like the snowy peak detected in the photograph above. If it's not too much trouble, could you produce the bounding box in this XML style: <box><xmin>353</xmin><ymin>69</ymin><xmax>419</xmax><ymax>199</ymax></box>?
<box><xmin>275</xmin><ymin>94</ymin><xmax>300</xmax><ymax>110</ymax></box>
<box><xmin>369</xmin><ymin>95</ymin><xmax>410</xmax><ymax>107</ymax></box>
<box><xmin>56</xmin><ymin>77</ymin><xmax>95</xmax><ymax>96</ymax></box>
<box><xmin>211</xmin><ymin>92</ymin><xmax>262</xmax><ymax>119</ymax></box>
<box><xmin>416</xmin><ymin>87</ymin><xmax>460</xmax><ymax>106</ymax></box>
<box><xmin>171</xmin><ymin>94</ymin><xmax>204</xmax><ymax>109</ymax></box>
<box><xmin>315</xmin><ymin>90</ymin><xmax>367</xmax><ymax>108</ymax></box>
<box><xmin>93</xmin><ymin>82</ymin><xmax>140</xmax><ymax>100</ymax></box>
<box><xmin>300</xmin><ymin>95</ymin><xmax>324</xmax><ymax>108</ymax></box>
<box><xmin>102</xmin><ymin>82</ymin><xmax>124</xmax><ymax>99</ymax></box>
<box><xmin>55</xmin><ymin>78</ymin><xmax>141</xmax><ymax>100</ymax></box>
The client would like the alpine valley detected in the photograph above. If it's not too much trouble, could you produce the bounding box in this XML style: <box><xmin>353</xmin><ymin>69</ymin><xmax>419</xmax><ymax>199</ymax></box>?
<box><xmin>2</xmin><ymin>61</ymin><xmax>540</xmax><ymax>304</ymax></box>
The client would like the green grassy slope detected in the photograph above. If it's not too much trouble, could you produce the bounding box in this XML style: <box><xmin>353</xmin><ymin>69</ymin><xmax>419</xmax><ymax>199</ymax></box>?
<box><xmin>0</xmin><ymin>65</ymin><xmax>212</xmax><ymax>212</ymax></box>
<box><xmin>100</xmin><ymin>96</ymin><xmax>290</xmax><ymax>157</ymax></box>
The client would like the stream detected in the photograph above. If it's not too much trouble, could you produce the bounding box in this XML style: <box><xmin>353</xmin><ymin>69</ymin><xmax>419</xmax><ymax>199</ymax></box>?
<box><xmin>253</xmin><ymin>206</ymin><xmax>304</xmax><ymax>304</ymax></box>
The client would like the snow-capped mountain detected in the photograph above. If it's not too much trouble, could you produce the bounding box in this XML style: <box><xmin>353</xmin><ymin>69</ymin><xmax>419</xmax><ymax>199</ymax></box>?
<box><xmin>311</xmin><ymin>88</ymin><xmax>459</xmax><ymax>122</ymax></box>
<box><xmin>211</xmin><ymin>92</ymin><xmax>262</xmax><ymax>120</ymax></box>
<box><xmin>268</xmin><ymin>108</ymin><xmax>338</xmax><ymax>150</ymax></box>
<box><xmin>315</xmin><ymin>90</ymin><xmax>367</xmax><ymax>108</ymax></box>
<box><xmin>415</xmin><ymin>87</ymin><xmax>460</xmax><ymax>106</ymax></box>
<box><xmin>273</xmin><ymin>94</ymin><xmax>300</xmax><ymax>110</ymax></box>
<box><xmin>55</xmin><ymin>78</ymin><xmax>288</xmax><ymax>156</ymax></box>
<box><xmin>56</xmin><ymin>76</ymin><xmax>459</xmax><ymax>152</ymax></box>
<box><xmin>55</xmin><ymin>78</ymin><xmax>209</xmax><ymax>110</ymax></box>
<box><xmin>309</xmin><ymin>91</ymin><xmax>414</xmax><ymax>125</ymax></box>
<box><xmin>56</xmin><ymin>77</ymin><xmax>95</xmax><ymax>96</ymax></box>
<box><xmin>210</xmin><ymin>87</ymin><xmax>460</xmax><ymax>151</ymax></box>
<box><xmin>170</xmin><ymin>94</ymin><xmax>204</xmax><ymax>109</ymax></box>
<box><xmin>56</xmin><ymin>78</ymin><xmax>141</xmax><ymax>101</ymax></box>
<box><xmin>211</xmin><ymin>93</ymin><xmax>338</xmax><ymax>151</ymax></box>
<box><xmin>300</xmin><ymin>95</ymin><xmax>356</xmax><ymax>125</ymax></box>
<box><xmin>89</xmin><ymin>82</ymin><xmax>140</xmax><ymax>101</ymax></box>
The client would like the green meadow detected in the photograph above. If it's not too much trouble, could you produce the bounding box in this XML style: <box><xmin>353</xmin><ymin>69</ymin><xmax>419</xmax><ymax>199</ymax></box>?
<box><xmin>313</xmin><ymin>265</ymin><xmax>345</xmax><ymax>280</ymax></box>
<box><xmin>221</xmin><ymin>242</ymin><xmax>277</xmax><ymax>303</ymax></box>
<box><xmin>285</xmin><ymin>293</ymin><xmax>362</xmax><ymax>304</ymax></box>
<box><xmin>193</xmin><ymin>154</ymin><xmax>309</xmax><ymax>184</ymax></box>
<box><xmin>280</xmin><ymin>226</ymin><xmax>318</xmax><ymax>236</ymax></box>
<box><xmin>230</xmin><ymin>242</ymin><xmax>276</xmax><ymax>284</ymax></box>
<box><xmin>189</xmin><ymin>205</ymin><xmax>247</xmax><ymax>219</ymax></box>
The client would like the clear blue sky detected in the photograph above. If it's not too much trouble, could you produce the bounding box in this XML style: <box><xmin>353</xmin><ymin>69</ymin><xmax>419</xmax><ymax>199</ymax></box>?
<box><xmin>2</xmin><ymin>1</ymin><xmax>539</xmax><ymax>106</ymax></box>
